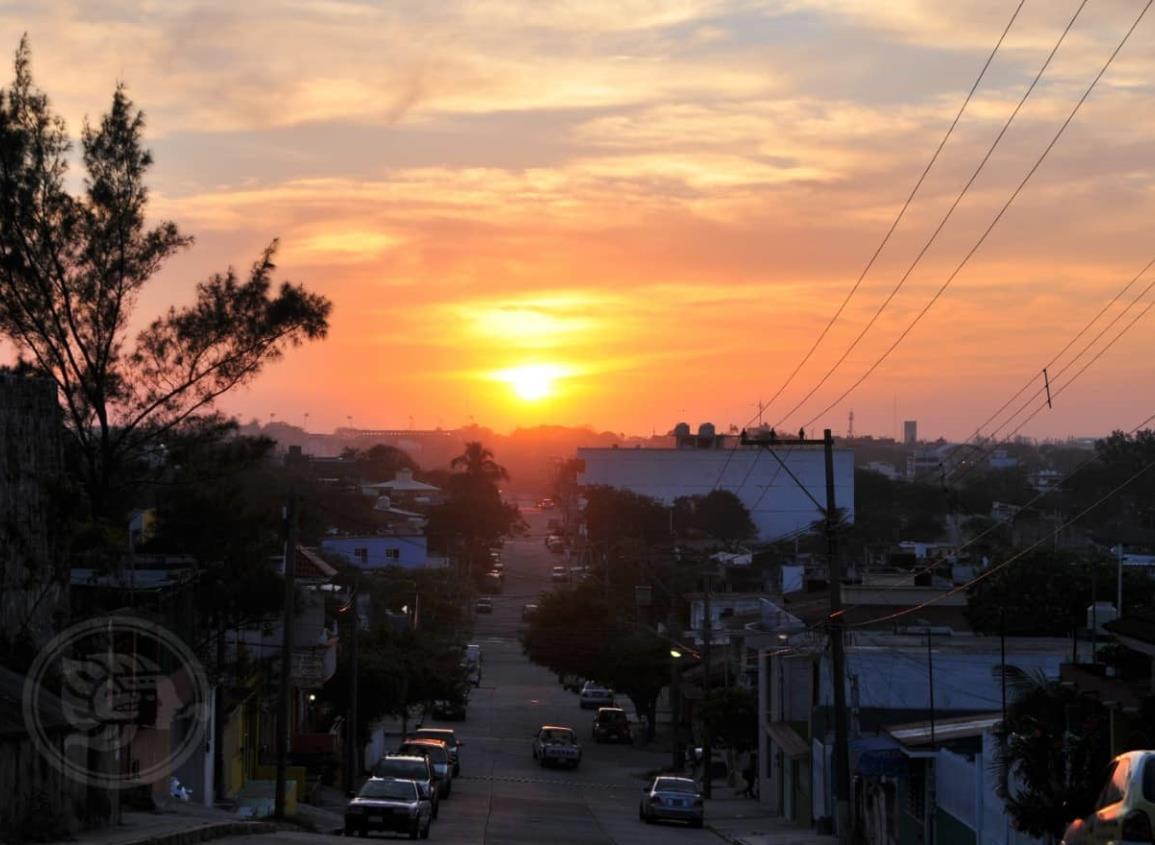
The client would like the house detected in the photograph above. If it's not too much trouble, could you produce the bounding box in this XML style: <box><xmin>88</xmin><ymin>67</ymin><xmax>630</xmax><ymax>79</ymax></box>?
<box><xmin>320</xmin><ymin>533</ymin><xmax>444</xmax><ymax>570</ymax></box>
<box><xmin>360</xmin><ymin>468</ymin><xmax>442</xmax><ymax>510</ymax></box>
<box><xmin>579</xmin><ymin>422</ymin><xmax>854</xmax><ymax>542</ymax></box>
<box><xmin>757</xmin><ymin>631</ymin><xmax>1089</xmax><ymax>839</ymax></box>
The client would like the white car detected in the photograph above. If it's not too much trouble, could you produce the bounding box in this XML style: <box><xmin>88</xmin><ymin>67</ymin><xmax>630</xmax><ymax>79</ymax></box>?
<box><xmin>1062</xmin><ymin>750</ymin><xmax>1155</xmax><ymax>845</ymax></box>
<box><xmin>579</xmin><ymin>682</ymin><xmax>614</xmax><ymax>709</ymax></box>
<box><xmin>533</xmin><ymin>725</ymin><xmax>582</xmax><ymax>769</ymax></box>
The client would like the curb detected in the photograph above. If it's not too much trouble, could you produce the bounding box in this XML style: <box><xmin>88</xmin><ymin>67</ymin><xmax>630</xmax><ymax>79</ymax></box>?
<box><xmin>111</xmin><ymin>820</ymin><xmax>275</xmax><ymax>845</ymax></box>
<box><xmin>705</xmin><ymin>824</ymin><xmax>744</xmax><ymax>845</ymax></box>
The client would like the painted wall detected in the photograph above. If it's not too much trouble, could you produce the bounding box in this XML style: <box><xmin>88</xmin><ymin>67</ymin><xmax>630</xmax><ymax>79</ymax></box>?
<box><xmin>321</xmin><ymin>535</ymin><xmax>429</xmax><ymax>570</ymax></box>
<box><xmin>578</xmin><ymin>446</ymin><xmax>854</xmax><ymax>542</ymax></box>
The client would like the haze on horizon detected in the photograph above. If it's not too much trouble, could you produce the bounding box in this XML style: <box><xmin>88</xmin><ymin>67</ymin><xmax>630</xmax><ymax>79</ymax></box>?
<box><xmin>5</xmin><ymin>0</ymin><xmax>1155</xmax><ymax>443</ymax></box>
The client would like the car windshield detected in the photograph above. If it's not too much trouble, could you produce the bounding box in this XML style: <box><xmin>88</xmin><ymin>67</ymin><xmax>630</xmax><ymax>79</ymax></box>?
<box><xmin>541</xmin><ymin>729</ymin><xmax>574</xmax><ymax>743</ymax></box>
<box><xmin>373</xmin><ymin>759</ymin><xmax>427</xmax><ymax>780</ymax></box>
<box><xmin>584</xmin><ymin>685</ymin><xmax>608</xmax><ymax>694</ymax></box>
<box><xmin>359</xmin><ymin>780</ymin><xmax>418</xmax><ymax>801</ymax></box>
<box><xmin>399</xmin><ymin>743</ymin><xmax>448</xmax><ymax>764</ymax></box>
<box><xmin>654</xmin><ymin>778</ymin><xmax>698</xmax><ymax>794</ymax></box>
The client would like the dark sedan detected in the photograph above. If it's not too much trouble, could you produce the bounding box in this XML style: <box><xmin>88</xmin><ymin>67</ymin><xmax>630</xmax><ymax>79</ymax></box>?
<box><xmin>344</xmin><ymin>777</ymin><xmax>431</xmax><ymax>839</ymax></box>
<box><xmin>592</xmin><ymin>707</ymin><xmax>631</xmax><ymax>744</ymax></box>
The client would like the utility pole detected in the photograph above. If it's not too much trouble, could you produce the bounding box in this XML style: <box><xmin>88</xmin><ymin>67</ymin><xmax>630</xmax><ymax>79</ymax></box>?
<box><xmin>275</xmin><ymin>492</ymin><xmax>299</xmax><ymax>820</ymax></box>
<box><xmin>701</xmin><ymin>572</ymin><xmax>713</xmax><ymax>798</ymax></box>
<box><xmin>738</xmin><ymin>427</ymin><xmax>850</xmax><ymax>841</ymax></box>
<box><xmin>823</xmin><ymin>429</ymin><xmax>851</xmax><ymax>843</ymax></box>
<box><xmin>669</xmin><ymin>602</ymin><xmax>685</xmax><ymax>772</ymax></box>
<box><xmin>345</xmin><ymin>586</ymin><xmax>361</xmax><ymax>793</ymax></box>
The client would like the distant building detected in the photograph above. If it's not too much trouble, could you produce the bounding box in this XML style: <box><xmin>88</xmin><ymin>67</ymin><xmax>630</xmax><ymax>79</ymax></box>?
<box><xmin>903</xmin><ymin>420</ymin><xmax>918</xmax><ymax>445</ymax></box>
<box><xmin>578</xmin><ymin>422</ymin><xmax>854</xmax><ymax>542</ymax></box>
<box><xmin>988</xmin><ymin>448</ymin><xmax>1018</xmax><ymax>470</ymax></box>
<box><xmin>361</xmin><ymin>468</ymin><xmax>442</xmax><ymax>509</ymax></box>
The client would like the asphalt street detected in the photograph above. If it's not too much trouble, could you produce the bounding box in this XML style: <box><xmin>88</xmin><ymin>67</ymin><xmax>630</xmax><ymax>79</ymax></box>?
<box><xmin>217</xmin><ymin>507</ymin><xmax>721</xmax><ymax>845</ymax></box>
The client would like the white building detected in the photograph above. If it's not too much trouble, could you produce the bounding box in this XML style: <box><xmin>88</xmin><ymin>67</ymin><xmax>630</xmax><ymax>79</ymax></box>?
<box><xmin>577</xmin><ymin>424</ymin><xmax>853</xmax><ymax>542</ymax></box>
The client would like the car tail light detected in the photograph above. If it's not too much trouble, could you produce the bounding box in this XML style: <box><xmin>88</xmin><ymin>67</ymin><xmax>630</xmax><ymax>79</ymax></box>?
<box><xmin>1122</xmin><ymin>810</ymin><xmax>1154</xmax><ymax>842</ymax></box>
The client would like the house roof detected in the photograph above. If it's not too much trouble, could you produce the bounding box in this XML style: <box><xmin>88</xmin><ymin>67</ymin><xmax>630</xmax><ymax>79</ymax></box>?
<box><xmin>885</xmin><ymin>712</ymin><xmax>1002</xmax><ymax>747</ymax></box>
<box><xmin>1103</xmin><ymin>608</ymin><xmax>1155</xmax><ymax>648</ymax></box>
<box><xmin>295</xmin><ymin>546</ymin><xmax>338</xmax><ymax>581</ymax></box>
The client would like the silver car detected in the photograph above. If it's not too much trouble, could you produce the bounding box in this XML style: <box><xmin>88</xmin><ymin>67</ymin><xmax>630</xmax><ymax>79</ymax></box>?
<box><xmin>344</xmin><ymin>777</ymin><xmax>432</xmax><ymax>839</ymax></box>
<box><xmin>639</xmin><ymin>776</ymin><xmax>704</xmax><ymax>827</ymax></box>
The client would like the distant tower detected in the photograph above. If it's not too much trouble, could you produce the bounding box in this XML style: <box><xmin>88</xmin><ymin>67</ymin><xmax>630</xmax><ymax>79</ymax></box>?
<box><xmin>903</xmin><ymin>420</ymin><xmax>918</xmax><ymax>445</ymax></box>
<box><xmin>848</xmin><ymin>409</ymin><xmax>855</xmax><ymax>439</ymax></box>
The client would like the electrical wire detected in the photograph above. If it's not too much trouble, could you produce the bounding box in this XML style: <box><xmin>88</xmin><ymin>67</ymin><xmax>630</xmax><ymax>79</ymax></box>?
<box><xmin>797</xmin><ymin>0</ymin><xmax>1154</xmax><ymax>430</ymax></box>
<box><xmin>706</xmin><ymin>0</ymin><xmax>1030</xmax><ymax>502</ymax></box>
<box><xmin>774</xmin><ymin>0</ymin><xmax>1090</xmax><ymax>430</ymax></box>
<box><xmin>759</xmin><ymin>0</ymin><xmax>1028</xmax><ymax>421</ymax></box>
<box><xmin>842</xmin><ymin>448</ymin><xmax>1155</xmax><ymax>629</ymax></box>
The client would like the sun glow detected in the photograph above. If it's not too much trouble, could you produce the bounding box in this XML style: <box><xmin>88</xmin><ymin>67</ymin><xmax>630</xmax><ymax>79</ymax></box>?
<box><xmin>494</xmin><ymin>364</ymin><xmax>568</xmax><ymax>401</ymax></box>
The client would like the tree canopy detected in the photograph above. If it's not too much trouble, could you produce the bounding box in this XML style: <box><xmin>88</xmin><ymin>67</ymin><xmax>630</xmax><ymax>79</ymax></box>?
<box><xmin>0</xmin><ymin>39</ymin><xmax>330</xmax><ymax>520</ymax></box>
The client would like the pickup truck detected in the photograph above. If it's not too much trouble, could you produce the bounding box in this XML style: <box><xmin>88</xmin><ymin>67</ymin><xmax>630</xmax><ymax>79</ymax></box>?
<box><xmin>532</xmin><ymin>726</ymin><xmax>582</xmax><ymax>769</ymax></box>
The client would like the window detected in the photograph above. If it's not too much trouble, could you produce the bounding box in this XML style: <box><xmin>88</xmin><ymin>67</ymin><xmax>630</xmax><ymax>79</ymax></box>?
<box><xmin>1143</xmin><ymin>755</ymin><xmax>1155</xmax><ymax>803</ymax></box>
<box><xmin>1095</xmin><ymin>759</ymin><xmax>1129</xmax><ymax>809</ymax></box>
<box><xmin>353</xmin><ymin>547</ymin><xmax>368</xmax><ymax>564</ymax></box>
<box><xmin>386</xmin><ymin>548</ymin><xmax>400</xmax><ymax>560</ymax></box>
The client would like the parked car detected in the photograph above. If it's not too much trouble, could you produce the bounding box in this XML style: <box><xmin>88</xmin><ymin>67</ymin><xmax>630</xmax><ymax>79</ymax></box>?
<box><xmin>545</xmin><ymin>534</ymin><xmax>565</xmax><ymax>553</ymax></box>
<box><xmin>482</xmin><ymin>571</ymin><xmax>503</xmax><ymax>594</ymax></box>
<box><xmin>550</xmin><ymin>565</ymin><xmax>568</xmax><ymax>584</ymax></box>
<box><xmin>592</xmin><ymin>707</ymin><xmax>631</xmax><ymax>744</ymax></box>
<box><xmin>344</xmin><ymin>777</ymin><xmax>432</xmax><ymax>839</ymax></box>
<box><xmin>538</xmin><ymin>497</ymin><xmax>556</xmax><ymax>510</ymax></box>
<box><xmin>533</xmin><ymin>725</ymin><xmax>582</xmax><ymax>769</ymax></box>
<box><xmin>462</xmin><ymin>644</ymin><xmax>482</xmax><ymax>687</ymax></box>
<box><xmin>521</xmin><ymin>603</ymin><xmax>539</xmax><ymax>621</ymax></box>
<box><xmin>579</xmin><ymin>681</ymin><xmax>614</xmax><ymax>709</ymax></box>
<box><xmin>639</xmin><ymin>776</ymin><xmax>704</xmax><ymax>827</ymax></box>
<box><xmin>412</xmin><ymin>728</ymin><xmax>463</xmax><ymax>776</ymax></box>
<box><xmin>370</xmin><ymin>755</ymin><xmax>439</xmax><ymax>819</ymax></box>
<box><xmin>1062</xmin><ymin>750</ymin><xmax>1155</xmax><ymax>845</ymax></box>
<box><xmin>396</xmin><ymin>738</ymin><xmax>454</xmax><ymax>798</ymax></box>
<box><xmin>474</xmin><ymin>597</ymin><xmax>493</xmax><ymax>614</ymax></box>
<box><xmin>490</xmin><ymin>560</ymin><xmax>505</xmax><ymax>575</ymax></box>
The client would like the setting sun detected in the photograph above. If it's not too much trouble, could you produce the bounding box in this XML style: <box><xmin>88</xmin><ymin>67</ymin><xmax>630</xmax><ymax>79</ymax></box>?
<box><xmin>494</xmin><ymin>364</ymin><xmax>567</xmax><ymax>402</ymax></box>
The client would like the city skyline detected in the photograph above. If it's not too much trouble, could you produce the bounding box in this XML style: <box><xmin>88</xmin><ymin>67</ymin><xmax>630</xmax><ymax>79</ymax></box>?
<box><xmin>3</xmin><ymin>1</ymin><xmax>1155</xmax><ymax>440</ymax></box>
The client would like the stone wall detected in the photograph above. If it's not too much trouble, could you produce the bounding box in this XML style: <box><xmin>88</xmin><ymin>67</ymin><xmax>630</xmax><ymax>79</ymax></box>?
<box><xmin>0</xmin><ymin>374</ymin><xmax>66</xmax><ymax>652</ymax></box>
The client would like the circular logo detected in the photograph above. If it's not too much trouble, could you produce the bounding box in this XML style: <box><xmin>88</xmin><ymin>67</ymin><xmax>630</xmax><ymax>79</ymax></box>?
<box><xmin>22</xmin><ymin>615</ymin><xmax>212</xmax><ymax>790</ymax></box>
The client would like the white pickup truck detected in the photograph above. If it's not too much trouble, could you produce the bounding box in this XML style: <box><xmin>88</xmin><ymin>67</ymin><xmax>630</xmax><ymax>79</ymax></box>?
<box><xmin>532</xmin><ymin>726</ymin><xmax>582</xmax><ymax>769</ymax></box>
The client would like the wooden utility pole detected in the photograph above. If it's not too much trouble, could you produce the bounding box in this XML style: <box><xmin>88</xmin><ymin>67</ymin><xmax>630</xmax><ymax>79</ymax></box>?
<box><xmin>275</xmin><ymin>493</ymin><xmax>298</xmax><ymax>820</ymax></box>
<box><xmin>823</xmin><ymin>429</ymin><xmax>851</xmax><ymax>843</ymax></box>
<box><xmin>701</xmin><ymin>573</ymin><xmax>713</xmax><ymax>798</ymax></box>
<box><xmin>740</xmin><ymin>427</ymin><xmax>850</xmax><ymax>841</ymax></box>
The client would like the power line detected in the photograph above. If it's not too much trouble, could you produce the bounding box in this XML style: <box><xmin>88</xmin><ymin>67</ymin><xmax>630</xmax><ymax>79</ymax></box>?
<box><xmin>799</xmin><ymin>0</ymin><xmax>1153</xmax><ymax>430</ymax></box>
<box><xmin>759</xmin><ymin>0</ymin><xmax>1028</xmax><ymax>420</ymax></box>
<box><xmin>775</xmin><ymin>0</ymin><xmax>1090</xmax><ymax>430</ymax></box>
<box><xmin>843</xmin><ymin>447</ymin><xmax>1155</xmax><ymax>630</ymax></box>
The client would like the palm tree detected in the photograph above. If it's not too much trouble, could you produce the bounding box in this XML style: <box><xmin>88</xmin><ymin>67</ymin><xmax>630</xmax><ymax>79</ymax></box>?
<box><xmin>451</xmin><ymin>441</ymin><xmax>508</xmax><ymax>483</ymax></box>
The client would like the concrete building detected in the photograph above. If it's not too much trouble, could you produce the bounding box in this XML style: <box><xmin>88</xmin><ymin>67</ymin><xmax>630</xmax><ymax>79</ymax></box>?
<box><xmin>755</xmin><ymin>629</ymin><xmax>1089</xmax><ymax>843</ymax></box>
<box><xmin>578</xmin><ymin>423</ymin><xmax>854</xmax><ymax>542</ymax></box>
<box><xmin>320</xmin><ymin>533</ymin><xmax>444</xmax><ymax>570</ymax></box>
<box><xmin>903</xmin><ymin>420</ymin><xmax>918</xmax><ymax>446</ymax></box>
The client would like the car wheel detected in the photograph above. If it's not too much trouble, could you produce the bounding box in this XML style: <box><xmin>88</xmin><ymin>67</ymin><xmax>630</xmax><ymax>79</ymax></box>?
<box><xmin>432</xmin><ymin>799</ymin><xmax>439</xmax><ymax>820</ymax></box>
<box><xmin>421</xmin><ymin>818</ymin><xmax>431</xmax><ymax>840</ymax></box>
<box><xmin>690</xmin><ymin>819</ymin><xmax>704</xmax><ymax>829</ymax></box>
<box><xmin>408</xmin><ymin>821</ymin><xmax>420</xmax><ymax>840</ymax></box>
<box><xmin>344</xmin><ymin>826</ymin><xmax>354</xmax><ymax>837</ymax></box>
<box><xmin>358</xmin><ymin>826</ymin><xmax>368</xmax><ymax>837</ymax></box>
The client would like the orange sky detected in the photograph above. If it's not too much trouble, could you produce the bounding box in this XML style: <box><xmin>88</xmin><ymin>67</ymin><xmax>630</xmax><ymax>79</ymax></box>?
<box><xmin>5</xmin><ymin>1</ymin><xmax>1155</xmax><ymax>441</ymax></box>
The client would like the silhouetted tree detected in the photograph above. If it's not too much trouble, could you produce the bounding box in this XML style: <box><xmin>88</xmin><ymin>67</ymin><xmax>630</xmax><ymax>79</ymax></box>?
<box><xmin>451</xmin><ymin>441</ymin><xmax>509</xmax><ymax>483</ymax></box>
<box><xmin>0</xmin><ymin>39</ymin><xmax>331</xmax><ymax>521</ymax></box>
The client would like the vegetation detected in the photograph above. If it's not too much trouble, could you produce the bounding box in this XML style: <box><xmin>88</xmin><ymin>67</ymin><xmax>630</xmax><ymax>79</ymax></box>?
<box><xmin>0</xmin><ymin>39</ymin><xmax>330</xmax><ymax>524</ymax></box>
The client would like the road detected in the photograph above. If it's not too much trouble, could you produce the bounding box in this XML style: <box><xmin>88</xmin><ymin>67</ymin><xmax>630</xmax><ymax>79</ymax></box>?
<box><xmin>219</xmin><ymin>507</ymin><xmax>720</xmax><ymax>845</ymax></box>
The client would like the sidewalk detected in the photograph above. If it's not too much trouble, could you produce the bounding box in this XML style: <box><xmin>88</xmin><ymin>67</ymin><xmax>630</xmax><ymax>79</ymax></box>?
<box><xmin>60</xmin><ymin>800</ymin><xmax>273</xmax><ymax>845</ymax></box>
<box><xmin>707</xmin><ymin>788</ymin><xmax>838</xmax><ymax>845</ymax></box>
